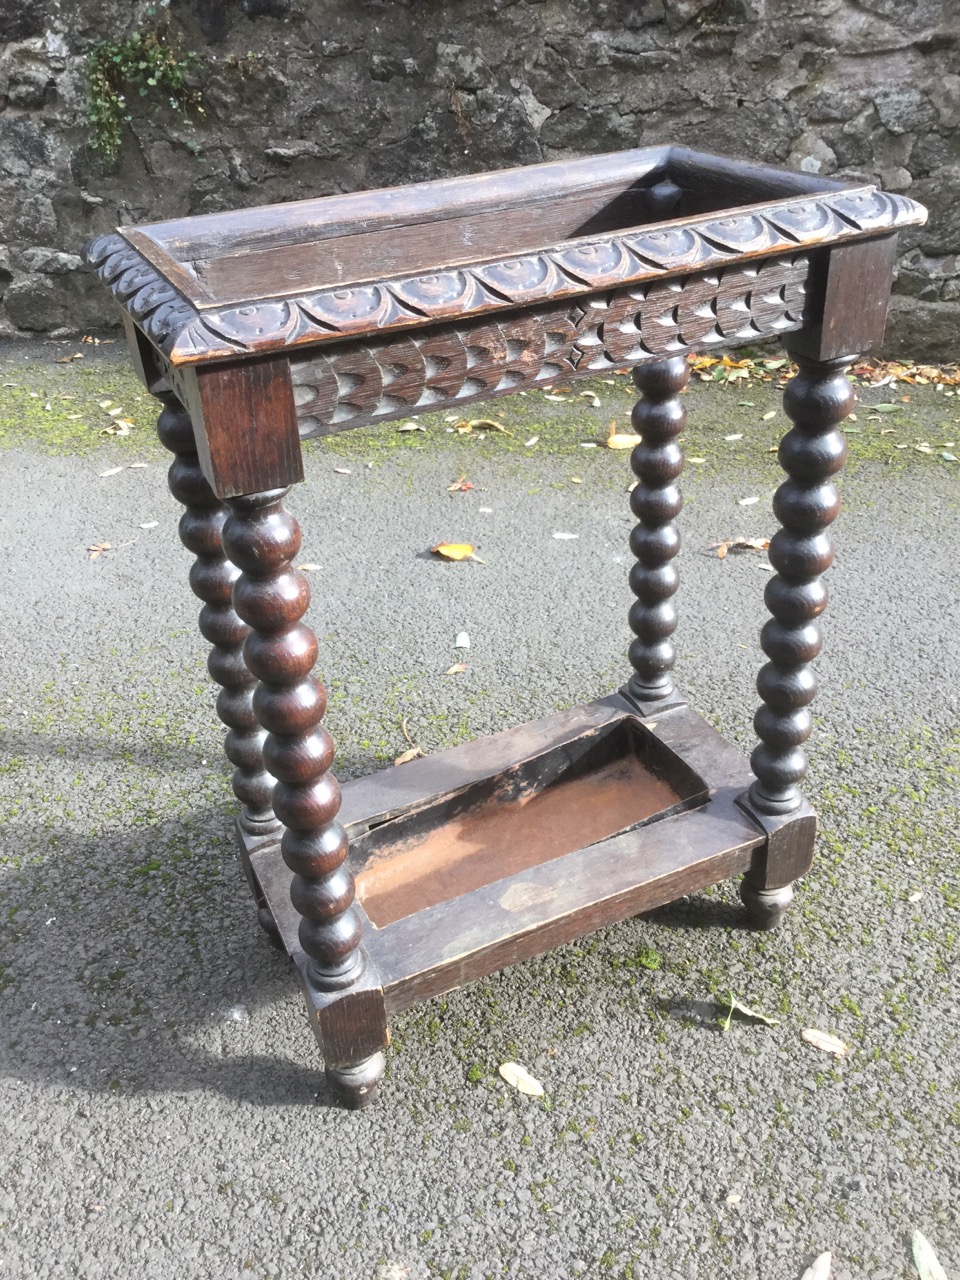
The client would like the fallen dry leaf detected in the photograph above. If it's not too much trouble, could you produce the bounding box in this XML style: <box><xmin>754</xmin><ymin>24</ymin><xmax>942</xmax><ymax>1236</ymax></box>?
<box><xmin>397</xmin><ymin>420</ymin><xmax>426</xmax><ymax>432</ymax></box>
<box><xmin>907</xmin><ymin>890</ymin><xmax>923</xmax><ymax>903</ymax></box>
<box><xmin>524</xmin><ymin>436</ymin><xmax>540</xmax><ymax>447</ymax></box>
<box><xmin>724</xmin><ymin>433</ymin><xmax>743</xmax><ymax>441</ymax></box>
<box><xmin>543</xmin><ymin>393</ymin><xmax>570</xmax><ymax>403</ymax></box>
<box><xmin>128</xmin><ymin>462</ymin><xmax>148</xmax><ymax>469</ymax></box>
<box><xmin>711</xmin><ymin>537</ymin><xmax>770</xmax><ymax>559</ymax></box>
<box><xmin>553</xmin><ymin>531</ymin><xmax>578</xmax><ymax>540</ymax></box>
<box><xmin>447</xmin><ymin>474</ymin><xmax>475</xmax><ymax>492</ymax></box>
<box><xmin>762</xmin><ymin>410</ymin><xmax>777</xmax><ymax>421</ymax></box>
<box><xmin>912</xmin><ymin>1229</ymin><xmax>948</xmax><ymax>1280</ymax></box>
<box><xmin>333</xmin><ymin>466</ymin><xmax>351</xmax><ymax>475</ymax></box>
<box><xmin>720</xmin><ymin>992</ymin><xmax>780</xmax><ymax>1031</ymax></box>
<box><xmin>394</xmin><ymin>718</ymin><xmax>424</xmax><ymax>765</ymax></box>
<box><xmin>445</xmin><ymin>662</ymin><xmax>468</xmax><ymax>675</ymax></box>
<box><xmin>579</xmin><ymin>390</ymin><xmax>601</xmax><ymax>408</ymax></box>
<box><xmin>456</xmin><ymin>418</ymin><xmax>513</xmax><ymax>435</ymax></box>
<box><xmin>98</xmin><ymin>467</ymin><xmax>123</xmax><ymax>477</ymax></box>
<box><xmin>87</xmin><ymin>542</ymin><xmax>111</xmax><ymax>559</ymax></box>
<box><xmin>605</xmin><ymin>420</ymin><xmax>640</xmax><ymax>450</ymax></box>
<box><xmin>55</xmin><ymin>353</ymin><xmax>84</xmax><ymax>364</ymax></box>
<box><xmin>139</xmin><ymin>521</ymin><xmax>159</xmax><ymax>530</ymax></box>
<box><xmin>738</xmin><ymin>495</ymin><xmax>760</xmax><ymax>506</ymax></box>
<box><xmin>297</xmin><ymin>563</ymin><xmax>322</xmax><ymax>572</ymax></box>
<box><xmin>799</xmin><ymin>1252</ymin><xmax>832</xmax><ymax>1280</ymax></box>
<box><xmin>498</xmin><ymin>1062</ymin><xmax>544</xmax><ymax>1097</ymax></box>
<box><xmin>802</xmin><ymin>1028</ymin><xmax>850</xmax><ymax>1057</ymax></box>
<box><xmin>431</xmin><ymin>542</ymin><xmax>476</xmax><ymax>561</ymax></box>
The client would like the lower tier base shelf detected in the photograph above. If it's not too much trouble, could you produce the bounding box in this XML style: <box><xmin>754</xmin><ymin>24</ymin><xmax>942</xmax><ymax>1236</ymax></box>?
<box><xmin>251</xmin><ymin>691</ymin><xmax>787</xmax><ymax>1015</ymax></box>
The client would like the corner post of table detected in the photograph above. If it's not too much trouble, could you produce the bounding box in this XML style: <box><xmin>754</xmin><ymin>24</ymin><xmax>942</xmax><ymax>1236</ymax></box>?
<box><xmin>738</xmin><ymin>234</ymin><xmax>897</xmax><ymax>928</ymax></box>
<box><xmin>153</xmin><ymin>388</ymin><xmax>283</xmax><ymax>941</ymax></box>
<box><xmin>221</xmin><ymin>487</ymin><xmax>388</xmax><ymax>1107</ymax></box>
<box><xmin>624</xmin><ymin>355</ymin><xmax>690</xmax><ymax>713</ymax></box>
<box><xmin>195</xmin><ymin>361</ymin><xmax>387</xmax><ymax>1106</ymax></box>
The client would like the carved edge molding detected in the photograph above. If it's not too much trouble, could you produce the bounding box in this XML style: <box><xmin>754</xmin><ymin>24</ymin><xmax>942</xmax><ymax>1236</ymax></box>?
<box><xmin>288</xmin><ymin>253</ymin><xmax>809</xmax><ymax>438</ymax></box>
<box><xmin>82</xmin><ymin>188</ymin><xmax>925</xmax><ymax>367</ymax></box>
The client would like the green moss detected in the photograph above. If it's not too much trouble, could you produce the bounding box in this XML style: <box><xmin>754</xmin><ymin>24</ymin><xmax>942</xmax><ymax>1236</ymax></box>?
<box><xmin>0</xmin><ymin>361</ymin><xmax>161</xmax><ymax>457</ymax></box>
<box><xmin>4</xmin><ymin>356</ymin><xmax>959</xmax><ymax>495</ymax></box>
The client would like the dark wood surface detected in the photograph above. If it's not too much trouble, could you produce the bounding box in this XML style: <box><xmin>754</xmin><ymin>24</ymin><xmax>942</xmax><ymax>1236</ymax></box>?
<box><xmin>220</xmin><ymin>485</ymin><xmax>388</xmax><ymax>1103</ymax></box>
<box><xmin>155</xmin><ymin>397</ymin><xmax>279</xmax><ymax>838</ymax></box>
<box><xmin>82</xmin><ymin>146</ymin><xmax>923</xmax><ymax>1103</ymax></box>
<box><xmin>627</xmin><ymin>357</ymin><xmax>690</xmax><ymax>702</ymax></box>
<box><xmin>252</xmin><ymin>695</ymin><xmax>767</xmax><ymax>1012</ymax></box>
<box><xmin>746</xmin><ymin>352</ymin><xmax>853</xmax><ymax>817</ymax></box>
<box><xmin>82</xmin><ymin>146</ymin><xmax>924</xmax><ymax>369</ymax></box>
<box><xmin>288</xmin><ymin>253</ymin><xmax>808</xmax><ymax>439</ymax></box>
<box><xmin>176</xmin><ymin>356</ymin><xmax>303</xmax><ymax>499</ymax></box>
<box><xmin>220</xmin><ymin>489</ymin><xmax>364</xmax><ymax>989</ymax></box>
<box><xmin>787</xmin><ymin>234</ymin><xmax>900</xmax><ymax>363</ymax></box>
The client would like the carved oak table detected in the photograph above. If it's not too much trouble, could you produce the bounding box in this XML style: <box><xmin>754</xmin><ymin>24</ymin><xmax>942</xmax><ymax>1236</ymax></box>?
<box><xmin>83</xmin><ymin>146</ymin><xmax>925</xmax><ymax>1107</ymax></box>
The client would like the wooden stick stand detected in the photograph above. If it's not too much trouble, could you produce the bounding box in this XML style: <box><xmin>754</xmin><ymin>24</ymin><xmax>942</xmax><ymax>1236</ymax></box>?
<box><xmin>84</xmin><ymin>146</ymin><xmax>925</xmax><ymax>1107</ymax></box>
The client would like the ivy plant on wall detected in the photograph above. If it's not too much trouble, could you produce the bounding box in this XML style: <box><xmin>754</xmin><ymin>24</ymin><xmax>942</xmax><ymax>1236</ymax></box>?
<box><xmin>85</xmin><ymin>12</ymin><xmax>204</xmax><ymax>161</ymax></box>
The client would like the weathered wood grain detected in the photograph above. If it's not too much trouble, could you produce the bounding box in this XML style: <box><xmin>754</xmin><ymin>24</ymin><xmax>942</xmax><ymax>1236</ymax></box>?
<box><xmin>289</xmin><ymin>254</ymin><xmax>808</xmax><ymax>436</ymax></box>
<box><xmin>82</xmin><ymin>145</ymin><xmax>925</xmax><ymax>368</ymax></box>
<box><xmin>82</xmin><ymin>146</ymin><xmax>925</xmax><ymax>1106</ymax></box>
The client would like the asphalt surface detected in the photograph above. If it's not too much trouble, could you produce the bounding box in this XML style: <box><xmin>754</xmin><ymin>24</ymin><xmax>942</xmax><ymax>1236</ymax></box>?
<box><xmin>0</xmin><ymin>343</ymin><xmax>958</xmax><ymax>1280</ymax></box>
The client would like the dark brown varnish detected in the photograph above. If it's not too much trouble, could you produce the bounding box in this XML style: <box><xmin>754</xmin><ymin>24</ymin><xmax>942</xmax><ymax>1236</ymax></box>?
<box><xmin>84</xmin><ymin>147</ymin><xmax>924</xmax><ymax>1107</ymax></box>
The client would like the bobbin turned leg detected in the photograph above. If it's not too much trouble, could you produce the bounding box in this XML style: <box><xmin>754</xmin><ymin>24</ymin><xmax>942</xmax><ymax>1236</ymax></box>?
<box><xmin>222</xmin><ymin>488</ymin><xmax>388</xmax><ymax>1107</ymax></box>
<box><xmin>739</xmin><ymin>354</ymin><xmax>854</xmax><ymax>929</ymax></box>
<box><xmin>156</xmin><ymin>393</ymin><xmax>282</xmax><ymax>941</ymax></box>
<box><xmin>625</xmin><ymin>355</ymin><xmax>689</xmax><ymax>710</ymax></box>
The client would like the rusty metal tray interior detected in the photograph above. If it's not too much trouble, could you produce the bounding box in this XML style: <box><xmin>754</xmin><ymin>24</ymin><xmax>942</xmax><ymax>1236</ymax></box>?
<box><xmin>352</xmin><ymin>717</ymin><xmax>709</xmax><ymax>928</ymax></box>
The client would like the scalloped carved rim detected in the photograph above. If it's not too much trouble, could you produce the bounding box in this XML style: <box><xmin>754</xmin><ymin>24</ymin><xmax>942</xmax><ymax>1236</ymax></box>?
<box><xmin>286</xmin><ymin>253</ymin><xmax>810</xmax><ymax>438</ymax></box>
<box><xmin>82</xmin><ymin>186</ymin><xmax>926</xmax><ymax>368</ymax></box>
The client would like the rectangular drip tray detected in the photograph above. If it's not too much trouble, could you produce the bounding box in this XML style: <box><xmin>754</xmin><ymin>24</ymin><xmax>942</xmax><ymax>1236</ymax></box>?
<box><xmin>251</xmin><ymin>694</ymin><xmax>767</xmax><ymax>1012</ymax></box>
<box><xmin>353</xmin><ymin>717</ymin><xmax>709</xmax><ymax>928</ymax></box>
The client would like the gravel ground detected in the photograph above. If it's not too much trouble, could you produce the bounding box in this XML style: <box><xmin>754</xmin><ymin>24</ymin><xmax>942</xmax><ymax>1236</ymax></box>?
<box><xmin>0</xmin><ymin>342</ymin><xmax>958</xmax><ymax>1280</ymax></box>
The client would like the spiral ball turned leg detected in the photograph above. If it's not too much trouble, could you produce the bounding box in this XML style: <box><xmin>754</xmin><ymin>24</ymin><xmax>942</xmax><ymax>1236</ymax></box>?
<box><xmin>740</xmin><ymin>354</ymin><xmax>853</xmax><ymax>929</ymax></box>
<box><xmin>627</xmin><ymin>356</ymin><xmax>689</xmax><ymax>705</ymax></box>
<box><xmin>156</xmin><ymin>394</ymin><xmax>282</xmax><ymax>941</ymax></box>
<box><xmin>222</xmin><ymin>488</ymin><xmax>384</xmax><ymax>1107</ymax></box>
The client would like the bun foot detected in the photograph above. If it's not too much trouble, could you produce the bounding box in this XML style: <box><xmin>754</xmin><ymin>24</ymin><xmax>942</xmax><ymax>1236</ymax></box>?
<box><xmin>325</xmin><ymin>1052</ymin><xmax>386</xmax><ymax>1109</ymax></box>
<box><xmin>740</xmin><ymin>877</ymin><xmax>794</xmax><ymax>931</ymax></box>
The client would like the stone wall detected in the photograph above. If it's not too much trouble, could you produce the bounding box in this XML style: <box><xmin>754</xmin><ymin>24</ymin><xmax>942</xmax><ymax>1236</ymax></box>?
<box><xmin>1</xmin><ymin>0</ymin><xmax>958</xmax><ymax>355</ymax></box>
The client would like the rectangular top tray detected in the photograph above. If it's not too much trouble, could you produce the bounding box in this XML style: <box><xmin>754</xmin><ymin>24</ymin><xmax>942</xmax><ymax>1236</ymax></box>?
<box><xmin>83</xmin><ymin>144</ymin><xmax>925</xmax><ymax>367</ymax></box>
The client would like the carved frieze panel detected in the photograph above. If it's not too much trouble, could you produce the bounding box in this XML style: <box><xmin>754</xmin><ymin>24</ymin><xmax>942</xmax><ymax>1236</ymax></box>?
<box><xmin>289</xmin><ymin>253</ymin><xmax>809</xmax><ymax>438</ymax></box>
